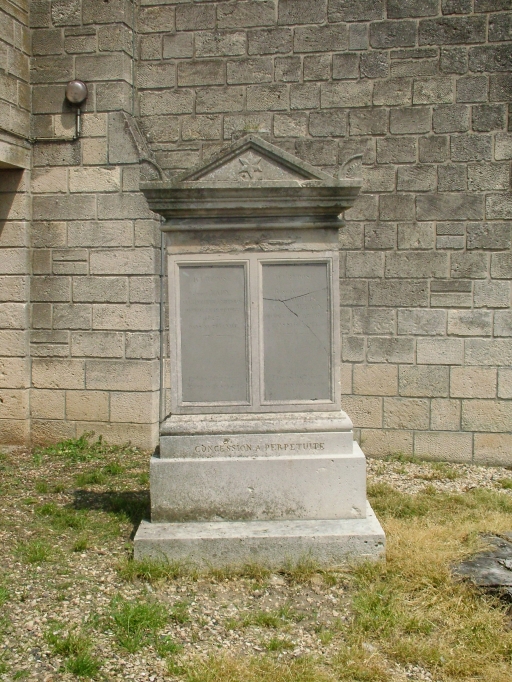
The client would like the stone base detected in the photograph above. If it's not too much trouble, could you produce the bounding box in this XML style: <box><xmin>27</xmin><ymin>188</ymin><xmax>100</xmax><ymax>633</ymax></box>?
<box><xmin>133</xmin><ymin>502</ymin><xmax>385</xmax><ymax>569</ymax></box>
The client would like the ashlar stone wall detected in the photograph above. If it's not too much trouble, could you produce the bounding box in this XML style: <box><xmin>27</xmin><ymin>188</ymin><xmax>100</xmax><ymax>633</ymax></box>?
<box><xmin>0</xmin><ymin>0</ymin><xmax>31</xmax><ymax>445</ymax></box>
<box><xmin>1</xmin><ymin>0</ymin><xmax>511</xmax><ymax>463</ymax></box>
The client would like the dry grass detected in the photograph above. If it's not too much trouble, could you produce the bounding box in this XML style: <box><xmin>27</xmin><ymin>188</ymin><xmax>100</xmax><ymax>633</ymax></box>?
<box><xmin>1</xmin><ymin>437</ymin><xmax>512</xmax><ymax>680</ymax></box>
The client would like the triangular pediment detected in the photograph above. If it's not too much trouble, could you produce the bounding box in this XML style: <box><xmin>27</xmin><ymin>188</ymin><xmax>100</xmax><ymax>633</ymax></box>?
<box><xmin>172</xmin><ymin>135</ymin><xmax>337</xmax><ymax>187</ymax></box>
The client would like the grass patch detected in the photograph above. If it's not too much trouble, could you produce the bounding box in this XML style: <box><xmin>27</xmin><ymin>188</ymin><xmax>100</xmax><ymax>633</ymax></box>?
<box><xmin>498</xmin><ymin>477</ymin><xmax>512</xmax><ymax>490</ymax></box>
<box><xmin>65</xmin><ymin>653</ymin><xmax>101</xmax><ymax>678</ymax></box>
<box><xmin>117</xmin><ymin>557</ymin><xmax>189</xmax><ymax>583</ymax></box>
<box><xmin>75</xmin><ymin>469</ymin><xmax>107</xmax><ymax>487</ymax></box>
<box><xmin>170</xmin><ymin>600</ymin><xmax>191</xmax><ymax>625</ymax></box>
<box><xmin>108</xmin><ymin>597</ymin><xmax>168</xmax><ymax>653</ymax></box>
<box><xmin>17</xmin><ymin>540</ymin><xmax>52</xmax><ymax>564</ymax></box>
<box><xmin>264</xmin><ymin>636</ymin><xmax>294</xmax><ymax>652</ymax></box>
<box><xmin>34</xmin><ymin>432</ymin><xmax>137</xmax><ymax>464</ymax></box>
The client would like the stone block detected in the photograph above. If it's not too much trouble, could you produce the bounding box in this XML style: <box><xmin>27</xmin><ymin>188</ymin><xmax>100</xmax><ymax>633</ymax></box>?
<box><xmin>70</xmin><ymin>331</ymin><xmax>123</xmax><ymax>358</ymax></box>
<box><xmin>474</xmin><ymin>434</ymin><xmax>512</xmax><ymax>467</ymax></box>
<box><xmin>442</xmin><ymin>0</ymin><xmax>472</xmax><ymax>13</ymax></box>
<box><xmin>465</xmin><ymin>339</ymin><xmax>512</xmax><ymax>365</ymax></box>
<box><xmin>397</xmin><ymin>222</ymin><xmax>435</xmax><ymax>250</ymax></box>
<box><xmin>451</xmin><ymin>367</ymin><xmax>496</xmax><ymax>398</ymax></box>
<box><xmin>433</xmin><ymin>105</ymin><xmax>469</xmax><ymax>133</ymax></box>
<box><xmin>196</xmin><ymin>32</ymin><xmax>246</xmax><ymax>58</ymax></box>
<box><xmin>332</xmin><ymin>53</ymin><xmax>360</xmax><ymax>80</ymax></box>
<box><xmin>30</xmin><ymin>389</ymin><xmax>64</xmax><ymax>420</ymax></box>
<box><xmin>32</xmin><ymin>358</ymin><xmax>84</xmax><ymax>389</ymax></box>
<box><xmin>72</xmin><ymin>277</ymin><xmax>127</xmax><ymax>303</ymax></box>
<box><xmin>342</xmin><ymin>335</ymin><xmax>365</xmax><ymax>361</ymax></box>
<box><xmin>125</xmin><ymin>332</ymin><xmax>160</xmax><ymax>360</ymax></box>
<box><xmin>85</xmin><ymin>359</ymin><xmax>159</xmax><ymax>391</ymax></box>
<box><xmin>290</xmin><ymin>84</ymin><xmax>320</xmax><ymax>110</ymax></box>
<box><xmin>82</xmin><ymin>139</ymin><xmax>108</xmax><ymax>166</ymax></box>
<box><xmin>339</xmin><ymin>224</ymin><xmax>364</xmax><ymax>249</ymax></box>
<box><xmin>450</xmin><ymin>252</ymin><xmax>488</xmax><ymax>279</ymax></box>
<box><xmin>440</xmin><ymin>47</ymin><xmax>468</xmax><ymax>74</ymax></box>
<box><xmin>467</xmin><ymin>222</ymin><xmax>511</xmax><ymax>250</ymax></box>
<box><xmin>248</xmin><ymin>27</ymin><xmax>292</xmax><ymax>55</ymax></box>
<box><xmin>309</xmin><ymin>110</ymin><xmax>346</xmax><ymax>137</ymax></box>
<box><xmin>419</xmin><ymin>17</ymin><xmax>486</xmax><ymax>45</ymax></box>
<box><xmin>138</xmin><ymin>5</ymin><xmax>174</xmax><ymax>33</ymax></box>
<box><xmin>344</xmin><ymin>194</ymin><xmax>379</xmax><ymax>221</ymax></box>
<box><xmin>89</xmin><ymin>249</ymin><xmax>157</xmax><ymax>276</ymax></box>
<box><xmin>350</xmin><ymin>109</ymin><xmax>388</xmax><ymax>136</ymax></box>
<box><xmin>376</xmin><ymin>138</ymin><xmax>416</xmax><ymax>163</ymax></box>
<box><xmin>294</xmin><ymin>24</ymin><xmax>348</xmax><ymax>52</ymax></box>
<box><xmin>448</xmin><ymin>310</ymin><xmax>492</xmax><ymax>336</ymax></box>
<box><xmin>489</xmin><ymin>74</ymin><xmax>512</xmax><ymax>102</ymax></box>
<box><xmin>196</xmin><ymin>87</ymin><xmax>245</xmax><ymax>114</ymax></box>
<box><xmin>274</xmin><ymin>113</ymin><xmax>308</xmax><ymax>138</ymax></box>
<box><xmin>495</xmin><ymin>311</ymin><xmax>512</xmax><ymax>337</ymax></box>
<box><xmin>75</xmin><ymin>422</ymin><xmax>158</xmax><ymax>449</ymax></box>
<box><xmin>397</xmin><ymin>166</ymin><xmax>437</xmax><ymax>192</ymax></box>
<box><xmin>342</xmin><ymin>396</ymin><xmax>382</xmax><ymax>428</ymax></box>
<box><xmin>495</xmin><ymin>133</ymin><xmax>512</xmax><ymax>161</ymax></box>
<box><xmin>373</xmin><ymin>77</ymin><xmax>412</xmax><ymax>106</ymax></box>
<box><xmin>0</xmin><ymin>330</ymin><xmax>27</xmax><ymax>357</ymax></box>
<box><xmin>416</xmin><ymin>194</ymin><xmax>484</xmax><ymax>221</ymax></box>
<box><xmin>474</xmin><ymin>281</ymin><xmax>510</xmax><ymax>308</ymax></box>
<box><xmin>279</xmin><ymin>0</ymin><xmax>326</xmax><ymax>24</ymax></box>
<box><xmin>69</xmin><ymin>167</ymin><xmax>121</xmax><ymax>194</ymax></box>
<box><xmin>416</xmin><ymin>339</ymin><xmax>464</xmax><ymax>365</ymax></box>
<box><xmin>430</xmin><ymin>398</ymin><xmax>461</xmax><ymax>430</ymax></box>
<box><xmin>414</xmin><ymin>78</ymin><xmax>453</xmax><ymax>105</ymax></box>
<box><xmin>353</xmin><ymin>308</ymin><xmax>395</xmax><ymax>335</ymax></box>
<box><xmin>390</xmin><ymin>58</ymin><xmax>438</xmax><ymax>78</ymax></box>
<box><xmin>456</xmin><ymin>76</ymin><xmax>488</xmax><ymax>103</ymax></box>
<box><xmin>110</xmin><ymin>391</ymin><xmax>159</xmax><ymax>423</ymax></box>
<box><xmin>275</xmin><ymin>57</ymin><xmax>301</xmax><ymax>82</ymax></box>
<box><xmin>369</xmin><ymin>280</ymin><xmax>428</xmax><ymax>307</ymax></box>
<box><xmin>227</xmin><ymin>58</ymin><xmax>272</xmax><ymax>85</ymax></box>
<box><xmin>92</xmin><ymin>303</ymin><xmax>159</xmax><ymax>331</ymax></box>
<box><xmin>137</xmin><ymin>63</ymin><xmax>176</xmax><ymax>90</ymax></box>
<box><xmin>346</xmin><ymin>252</ymin><xmax>384</xmax><ymax>278</ymax></box>
<box><xmin>367</xmin><ymin>337</ymin><xmax>415</xmax><ymax>363</ymax></box>
<box><xmin>438</xmin><ymin>165</ymin><xmax>467</xmax><ymax>192</ymax></box>
<box><xmin>469</xmin><ymin>46</ymin><xmax>512</xmax><ymax>74</ymax></box>
<box><xmin>398</xmin><ymin>309</ymin><xmax>446</xmax><ymax>336</ymax></box>
<box><xmin>414</xmin><ymin>431</ymin><xmax>472</xmax><ymax>462</ymax></box>
<box><xmin>97</xmin><ymin>25</ymin><xmax>132</xmax><ymax>55</ymax></box>
<box><xmin>385</xmin><ymin>252</ymin><xmax>448</xmax><ymax>278</ymax></box>
<box><xmin>360</xmin><ymin>52</ymin><xmax>389</xmax><ymax>79</ymax></box>
<box><xmin>384</xmin><ymin>397</ymin><xmax>430</xmax><ymax>430</ymax></box>
<box><xmin>176</xmin><ymin>4</ymin><xmax>215</xmax><ymax>30</ymax></box>
<box><xmin>53</xmin><ymin>304</ymin><xmax>91</xmax><ymax>330</ymax></box>
<box><xmin>419</xmin><ymin>135</ymin><xmax>449</xmax><ymax>163</ymax></box>
<box><xmin>321</xmin><ymin>81</ymin><xmax>372</xmax><ymax>108</ymax></box>
<box><xmin>304</xmin><ymin>55</ymin><xmax>331</xmax><ymax>82</ymax></box>
<box><xmin>387</xmin><ymin>0</ymin><xmax>438</xmax><ymax>17</ymax></box>
<box><xmin>364</xmin><ymin>167</ymin><xmax>396</xmax><ymax>192</ymax></box>
<box><xmin>295</xmin><ymin>139</ymin><xmax>338</xmax><ymax>166</ymax></box>
<box><xmin>328</xmin><ymin>0</ymin><xmax>384</xmax><ymax>21</ymax></box>
<box><xmin>486</xmin><ymin>195</ymin><xmax>512</xmax><ymax>220</ymax></box>
<box><xmin>140</xmin><ymin>89</ymin><xmax>194</xmax><ymax>116</ymax></box>
<box><xmin>32</xmin><ymin>28</ymin><xmax>63</xmax><ymax>56</ymax></box>
<box><xmin>66</xmin><ymin>390</ymin><xmax>109</xmax><ymax>421</ymax></box>
<box><xmin>390</xmin><ymin>107</ymin><xmax>431</xmax><ymax>134</ymax></box>
<box><xmin>498</xmin><ymin>368</ymin><xmax>512</xmax><ymax>399</ymax></box>
<box><xmin>349</xmin><ymin>24</ymin><xmax>369</xmax><ymax>50</ymax></box>
<box><xmin>488</xmin><ymin>12</ymin><xmax>512</xmax><ymax>42</ymax></box>
<box><xmin>0</xmin><ymin>303</ymin><xmax>28</xmax><ymax>330</ymax></box>
<box><xmin>399</xmin><ymin>366</ymin><xmax>449</xmax><ymax>396</ymax></box>
<box><xmin>162</xmin><ymin>33</ymin><xmax>193</xmax><ymax>59</ymax></box>
<box><xmin>463</xmin><ymin>399</ymin><xmax>512</xmax><ymax>432</ymax></box>
<box><xmin>247</xmin><ymin>84</ymin><xmax>288</xmax><ymax>111</ymax></box>
<box><xmin>360</xmin><ymin>429</ymin><xmax>413</xmax><ymax>457</ymax></box>
<box><xmin>75</xmin><ymin>53</ymin><xmax>132</xmax><ymax>84</ymax></box>
<box><xmin>451</xmin><ymin>135</ymin><xmax>492</xmax><ymax>162</ymax></box>
<box><xmin>177</xmin><ymin>61</ymin><xmax>225</xmax><ymax>87</ymax></box>
<box><xmin>30</xmin><ymin>276</ymin><xmax>69</xmax><ymax>302</ymax></box>
<box><xmin>31</xmin><ymin>303</ymin><xmax>51</xmax><ymax>329</ymax></box>
<box><xmin>379</xmin><ymin>194</ymin><xmax>414</xmax><ymax>220</ymax></box>
<box><xmin>224</xmin><ymin>113</ymin><xmax>272</xmax><ymax>140</ymax></box>
<box><xmin>370</xmin><ymin>21</ymin><xmax>416</xmax><ymax>48</ymax></box>
<box><xmin>218</xmin><ymin>1</ymin><xmax>276</xmax><ymax>28</ymax></box>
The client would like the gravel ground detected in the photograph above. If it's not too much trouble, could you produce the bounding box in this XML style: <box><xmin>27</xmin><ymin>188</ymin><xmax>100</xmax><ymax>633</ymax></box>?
<box><xmin>0</xmin><ymin>447</ymin><xmax>511</xmax><ymax>681</ymax></box>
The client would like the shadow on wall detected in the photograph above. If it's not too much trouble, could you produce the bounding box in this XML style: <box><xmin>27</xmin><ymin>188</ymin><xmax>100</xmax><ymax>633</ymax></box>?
<box><xmin>0</xmin><ymin>168</ymin><xmax>25</xmax><ymax>231</ymax></box>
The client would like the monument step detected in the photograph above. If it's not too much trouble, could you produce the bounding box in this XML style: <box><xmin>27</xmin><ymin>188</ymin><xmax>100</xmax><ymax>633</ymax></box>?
<box><xmin>134</xmin><ymin>502</ymin><xmax>385</xmax><ymax>569</ymax></box>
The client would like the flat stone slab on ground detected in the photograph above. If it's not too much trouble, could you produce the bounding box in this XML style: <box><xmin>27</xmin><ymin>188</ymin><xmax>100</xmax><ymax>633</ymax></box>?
<box><xmin>134</xmin><ymin>501</ymin><xmax>385</xmax><ymax>569</ymax></box>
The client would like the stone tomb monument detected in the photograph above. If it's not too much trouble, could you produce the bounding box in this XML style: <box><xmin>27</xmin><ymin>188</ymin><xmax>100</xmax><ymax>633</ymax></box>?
<box><xmin>135</xmin><ymin>136</ymin><xmax>385</xmax><ymax>568</ymax></box>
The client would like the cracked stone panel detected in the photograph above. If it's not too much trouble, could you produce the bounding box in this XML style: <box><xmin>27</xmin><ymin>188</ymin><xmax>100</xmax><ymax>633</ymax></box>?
<box><xmin>263</xmin><ymin>262</ymin><xmax>331</xmax><ymax>401</ymax></box>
